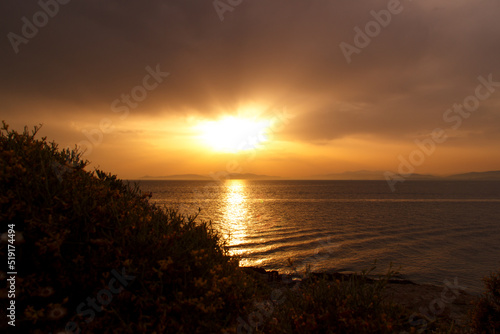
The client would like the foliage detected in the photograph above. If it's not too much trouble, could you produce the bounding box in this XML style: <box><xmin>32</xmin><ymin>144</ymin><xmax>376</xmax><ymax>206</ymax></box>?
<box><xmin>470</xmin><ymin>269</ymin><xmax>500</xmax><ymax>333</ymax></box>
<box><xmin>0</xmin><ymin>122</ymin><xmax>255</xmax><ymax>333</ymax></box>
<box><xmin>259</xmin><ymin>265</ymin><xmax>409</xmax><ymax>334</ymax></box>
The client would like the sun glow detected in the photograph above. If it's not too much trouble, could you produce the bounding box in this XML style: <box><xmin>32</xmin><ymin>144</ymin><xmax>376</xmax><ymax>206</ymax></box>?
<box><xmin>197</xmin><ymin>116</ymin><xmax>272</xmax><ymax>153</ymax></box>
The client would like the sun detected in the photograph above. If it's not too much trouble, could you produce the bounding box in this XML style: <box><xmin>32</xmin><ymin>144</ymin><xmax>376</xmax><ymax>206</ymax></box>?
<box><xmin>197</xmin><ymin>116</ymin><xmax>272</xmax><ymax>153</ymax></box>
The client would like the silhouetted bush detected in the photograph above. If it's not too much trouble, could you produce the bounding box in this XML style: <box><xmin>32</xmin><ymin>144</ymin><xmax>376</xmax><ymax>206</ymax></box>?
<box><xmin>0</xmin><ymin>122</ymin><xmax>255</xmax><ymax>333</ymax></box>
<box><xmin>471</xmin><ymin>269</ymin><xmax>500</xmax><ymax>333</ymax></box>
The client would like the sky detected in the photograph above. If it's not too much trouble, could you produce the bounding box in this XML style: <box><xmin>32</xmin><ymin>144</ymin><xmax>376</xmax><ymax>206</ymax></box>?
<box><xmin>1</xmin><ymin>0</ymin><xmax>500</xmax><ymax>179</ymax></box>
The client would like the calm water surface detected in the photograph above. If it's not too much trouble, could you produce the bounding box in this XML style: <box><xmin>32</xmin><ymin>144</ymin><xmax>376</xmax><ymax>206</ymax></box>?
<box><xmin>136</xmin><ymin>180</ymin><xmax>500</xmax><ymax>294</ymax></box>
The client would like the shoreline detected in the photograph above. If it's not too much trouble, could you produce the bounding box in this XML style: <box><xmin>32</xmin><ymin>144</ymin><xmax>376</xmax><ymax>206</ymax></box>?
<box><xmin>242</xmin><ymin>266</ymin><xmax>476</xmax><ymax>328</ymax></box>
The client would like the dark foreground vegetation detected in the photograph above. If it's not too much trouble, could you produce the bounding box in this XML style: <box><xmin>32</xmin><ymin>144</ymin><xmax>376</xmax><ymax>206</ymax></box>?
<box><xmin>0</xmin><ymin>122</ymin><xmax>499</xmax><ymax>333</ymax></box>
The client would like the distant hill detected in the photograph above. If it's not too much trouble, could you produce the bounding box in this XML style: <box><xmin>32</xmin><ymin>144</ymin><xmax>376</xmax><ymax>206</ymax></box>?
<box><xmin>402</xmin><ymin>173</ymin><xmax>441</xmax><ymax>180</ymax></box>
<box><xmin>226</xmin><ymin>173</ymin><xmax>281</xmax><ymax>180</ymax></box>
<box><xmin>310</xmin><ymin>170</ymin><xmax>437</xmax><ymax>180</ymax></box>
<box><xmin>446</xmin><ymin>170</ymin><xmax>500</xmax><ymax>180</ymax></box>
<box><xmin>310</xmin><ymin>170</ymin><xmax>387</xmax><ymax>180</ymax></box>
<box><xmin>140</xmin><ymin>174</ymin><xmax>212</xmax><ymax>180</ymax></box>
<box><xmin>310</xmin><ymin>170</ymin><xmax>500</xmax><ymax>181</ymax></box>
<box><xmin>139</xmin><ymin>173</ymin><xmax>280</xmax><ymax>181</ymax></box>
<box><xmin>140</xmin><ymin>170</ymin><xmax>500</xmax><ymax>181</ymax></box>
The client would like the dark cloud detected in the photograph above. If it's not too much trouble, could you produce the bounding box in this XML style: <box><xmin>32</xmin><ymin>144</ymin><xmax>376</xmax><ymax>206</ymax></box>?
<box><xmin>1</xmin><ymin>0</ymin><xmax>500</xmax><ymax>147</ymax></box>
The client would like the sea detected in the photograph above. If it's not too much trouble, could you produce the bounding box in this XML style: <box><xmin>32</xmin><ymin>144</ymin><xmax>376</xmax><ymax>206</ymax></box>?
<box><xmin>135</xmin><ymin>179</ymin><xmax>500</xmax><ymax>294</ymax></box>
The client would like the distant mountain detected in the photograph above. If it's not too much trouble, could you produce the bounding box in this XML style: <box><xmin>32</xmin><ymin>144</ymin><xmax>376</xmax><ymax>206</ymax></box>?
<box><xmin>140</xmin><ymin>174</ymin><xmax>212</xmax><ymax>180</ymax></box>
<box><xmin>446</xmin><ymin>170</ymin><xmax>500</xmax><ymax>180</ymax></box>
<box><xmin>311</xmin><ymin>170</ymin><xmax>500</xmax><ymax>181</ymax></box>
<box><xmin>140</xmin><ymin>170</ymin><xmax>500</xmax><ymax>181</ymax></box>
<box><xmin>310</xmin><ymin>170</ymin><xmax>387</xmax><ymax>180</ymax></box>
<box><xmin>226</xmin><ymin>173</ymin><xmax>280</xmax><ymax>180</ymax></box>
<box><xmin>139</xmin><ymin>173</ymin><xmax>280</xmax><ymax>181</ymax></box>
<box><xmin>402</xmin><ymin>173</ymin><xmax>441</xmax><ymax>180</ymax></box>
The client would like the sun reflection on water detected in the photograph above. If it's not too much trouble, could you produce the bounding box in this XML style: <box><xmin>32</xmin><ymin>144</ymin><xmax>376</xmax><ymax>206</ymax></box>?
<box><xmin>222</xmin><ymin>180</ymin><xmax>250</xmax><ymax>258</ymax></box>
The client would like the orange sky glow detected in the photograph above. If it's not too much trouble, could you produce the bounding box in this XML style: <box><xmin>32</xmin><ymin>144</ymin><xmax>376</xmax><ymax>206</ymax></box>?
<box><xmin>2</xmin><ymin>0</ymin><xmax>500</xmax><ymax>179</ymax></box>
